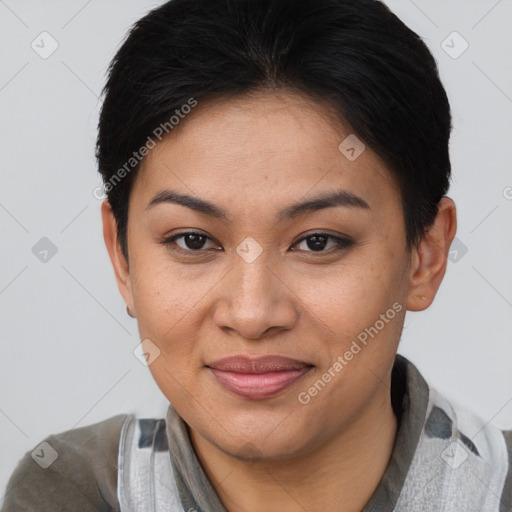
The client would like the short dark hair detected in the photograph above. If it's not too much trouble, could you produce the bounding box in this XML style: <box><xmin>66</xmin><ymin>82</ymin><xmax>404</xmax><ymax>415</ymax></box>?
<box><xmin>96</xmin><ymin>0</ymin><xmax>452</xmax><ymax>261</ymax></box>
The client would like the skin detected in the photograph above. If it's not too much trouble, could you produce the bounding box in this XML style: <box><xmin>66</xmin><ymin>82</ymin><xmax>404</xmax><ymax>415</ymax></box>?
<box><xmin>102</xmin><ymin>89</ymin><xmax>457</xmax><ymax>512</ymax></box>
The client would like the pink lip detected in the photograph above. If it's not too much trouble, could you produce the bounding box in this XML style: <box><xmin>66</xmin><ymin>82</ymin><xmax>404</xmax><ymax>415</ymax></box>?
<box><xmin>206</xmin><ymin>356</ymin><xmax>313</xmax><ymax>400</ymax></box>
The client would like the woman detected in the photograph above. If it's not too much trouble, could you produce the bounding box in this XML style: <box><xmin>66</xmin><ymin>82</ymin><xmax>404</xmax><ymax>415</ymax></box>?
<box><xmin>4</xmin><ymin>0</ymin><xmax>511</xmax><ymax>510</ymax></box>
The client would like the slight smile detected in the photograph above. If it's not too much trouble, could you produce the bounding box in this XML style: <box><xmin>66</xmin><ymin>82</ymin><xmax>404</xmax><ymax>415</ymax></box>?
<box><xmin>206</xmin><ymin>355</ymin><xmax>314</xmax><ymax>400</ymax></box>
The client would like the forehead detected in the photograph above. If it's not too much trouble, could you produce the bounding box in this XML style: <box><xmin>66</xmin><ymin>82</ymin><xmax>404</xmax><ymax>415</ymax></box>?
<box><xmin>131</xmin><ymin>90</ymin><xmax>401</xmax><ymax>219</ymax></box>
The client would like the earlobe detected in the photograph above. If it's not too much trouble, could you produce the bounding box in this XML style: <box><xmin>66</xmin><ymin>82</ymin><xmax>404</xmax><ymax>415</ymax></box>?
<box><xmin>100</xmin><ymin>200</ymin><xmax>135</xmax><ymax>315</ymax></box>
<box><xmin>406</xmin><ymin>197</ymin><xmax>457</xmax><ymax>312</ymax></box>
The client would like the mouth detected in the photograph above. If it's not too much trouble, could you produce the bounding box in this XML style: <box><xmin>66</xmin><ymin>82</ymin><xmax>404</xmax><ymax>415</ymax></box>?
<box><xmin>205</xmin><ymin>355</ymin><xmax>314</xmax><ymax>400</ymax></box>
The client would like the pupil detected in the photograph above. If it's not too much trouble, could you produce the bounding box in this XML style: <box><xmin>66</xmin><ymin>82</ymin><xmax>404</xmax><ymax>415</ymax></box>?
<box><xmin>308</xmin><ymin>235</ymin><xmax>327</xmax><ymax>251</ymax></box>
<box><xmin>186</xmin><ymin>234</ymin><xmax>205</xmax><ymax>250</ymax></box>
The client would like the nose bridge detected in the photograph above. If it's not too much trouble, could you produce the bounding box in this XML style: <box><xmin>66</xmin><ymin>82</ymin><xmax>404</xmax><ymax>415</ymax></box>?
<box><xmin>232</xmin><ymin>241</ymin><xmax>276</xmax><ymax>309</ymax></box>
<box><xmin>214</xmin><ymin>240</ymin><xmax>298</xmax><ymax>339</ymax></box>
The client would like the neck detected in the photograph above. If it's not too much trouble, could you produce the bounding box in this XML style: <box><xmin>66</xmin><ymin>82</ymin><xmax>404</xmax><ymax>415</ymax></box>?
<box><xmin>189</xmin><ymin>390</ymin><xmax>398</xmax><ymax>512</ymax></box>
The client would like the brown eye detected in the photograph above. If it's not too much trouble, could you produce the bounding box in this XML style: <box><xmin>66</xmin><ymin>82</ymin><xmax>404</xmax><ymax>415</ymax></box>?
<box><xmin>292</xmin><ymin>233</ymin><xmax>354</xmax><ymax>254</ymax></box>
<box><xmin>177</xmin><ymin>232</ymin><xmax>207</xmax><ymax>250</ymax></box>
<box><xmin>161</xmin><ymin>231</ymin><xmax>221</xmax><ymax>253</ymax></box>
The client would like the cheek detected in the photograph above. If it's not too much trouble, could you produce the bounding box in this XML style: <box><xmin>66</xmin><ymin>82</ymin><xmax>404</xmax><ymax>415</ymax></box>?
<box><xmin>130</xmin><ymin>241</ymin><xmax>195</xmax><ymax>314</ymax></box>
<box><xmin>292</xmin><ymin>254</ymin><xmax>406</xmax><ymax>365</ymax></box>
<box><xmin>293</xmin><ymin>257</ymin><xmax>391</xmax><ymax>323</ymax></box>
<box><xmin>129</xmin><ymin>251</ymin><xmax>221</xmax><ymax>370</ymax></box>
<box><xmin>129</xmin><ymin>251</ymin><xmax>190</xmax><ymax>344</ymax></box>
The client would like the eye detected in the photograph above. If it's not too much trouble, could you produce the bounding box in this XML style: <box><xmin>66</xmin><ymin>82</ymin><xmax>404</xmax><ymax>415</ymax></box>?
<box><xmin>160</xmin><ymin>231</ymin><xmax>221</xmax><ymax>253</ymax></box>
<box><xmin>291</xmin><ymin>232</ymin><xmax>354</xmax><ymax>254</ymax></box>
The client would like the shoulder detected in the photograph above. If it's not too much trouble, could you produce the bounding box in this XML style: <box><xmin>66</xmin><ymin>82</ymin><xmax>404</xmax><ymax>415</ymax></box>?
<box><xmin>424</xmin><ymin>386</ymin><xmax>512</xmax><ymax>510</ymax></box>
<box><xmin>502</xmin><ymin>429</ymin><xmax>512</xmax><ymax>510</ymax></box>
<box><xmin>3</xmin><ymin>413</ymin><xmax>130</xmax><ymax>512</ymax></box>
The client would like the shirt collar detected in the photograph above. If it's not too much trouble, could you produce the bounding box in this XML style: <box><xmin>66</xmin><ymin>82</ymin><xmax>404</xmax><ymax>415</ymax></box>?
<box><xmin>362</xmin><ymin>354</ymin><xmax>430</xmax><ymax>511</ymax></box>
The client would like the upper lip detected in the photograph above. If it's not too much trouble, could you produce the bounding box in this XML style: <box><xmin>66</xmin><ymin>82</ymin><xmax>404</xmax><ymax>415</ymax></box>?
<box><xmin>206</xmin><ymin>355</ymin><xmax>312</xmax><ymax>374</ymax></box>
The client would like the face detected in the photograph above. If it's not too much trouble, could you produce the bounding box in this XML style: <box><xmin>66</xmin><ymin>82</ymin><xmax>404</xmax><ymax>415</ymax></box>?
<box><xmin>105</xmin><ymin>90</ymin><xmax>422</xmax><ymax>460</ymax></box>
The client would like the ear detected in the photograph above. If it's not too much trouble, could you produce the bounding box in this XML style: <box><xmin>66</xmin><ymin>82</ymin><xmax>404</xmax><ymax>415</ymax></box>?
<box><xmin>406</xmin><ymin>197</ymin><xmax>457</xmax><ymax>311</ymax></box>
<box><xmin>101</xmin><ymin>200</ymin><xmax>135</xmax><ymax>316</ymax></box>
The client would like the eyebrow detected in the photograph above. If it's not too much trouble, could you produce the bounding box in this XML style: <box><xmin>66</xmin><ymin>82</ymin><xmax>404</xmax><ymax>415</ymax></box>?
<box><xmin>145</xmin><ymin>188</ymin><xmax>370</xmax><ymax>222</ymax></box>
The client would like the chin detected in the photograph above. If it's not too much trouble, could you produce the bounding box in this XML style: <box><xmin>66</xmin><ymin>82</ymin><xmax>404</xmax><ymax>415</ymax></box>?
<box><xmin>200</xmin><ymin>418</ymin><xmax>316</xmax><ymax>462</ymax></box>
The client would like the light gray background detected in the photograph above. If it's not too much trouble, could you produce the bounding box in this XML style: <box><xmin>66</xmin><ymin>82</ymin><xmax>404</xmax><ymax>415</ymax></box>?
<box><xmin>1</xmin><ymin>0</ymin><xmax>511</xmax><ymax>503</ymax></box>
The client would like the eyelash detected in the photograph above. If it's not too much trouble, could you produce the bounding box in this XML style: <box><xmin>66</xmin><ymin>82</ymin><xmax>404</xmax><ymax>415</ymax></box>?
<box><xmin>159</xmin><ymin>230</ymin><xmax>354</xmax><ymax>256</ymax></box>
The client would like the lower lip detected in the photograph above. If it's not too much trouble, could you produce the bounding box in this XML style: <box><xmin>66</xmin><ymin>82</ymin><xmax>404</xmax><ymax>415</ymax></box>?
<box><xmin>208</xmin><ymin>366</ymin><xmax>313</xmax><ymax>400</ymax></box>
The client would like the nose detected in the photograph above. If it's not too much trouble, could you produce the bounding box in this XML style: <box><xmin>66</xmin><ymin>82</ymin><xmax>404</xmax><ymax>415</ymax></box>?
<box><xmin>212</xmin><ymin>249</ymin><xmax>300</xmax><ymax>340</ymax></box>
